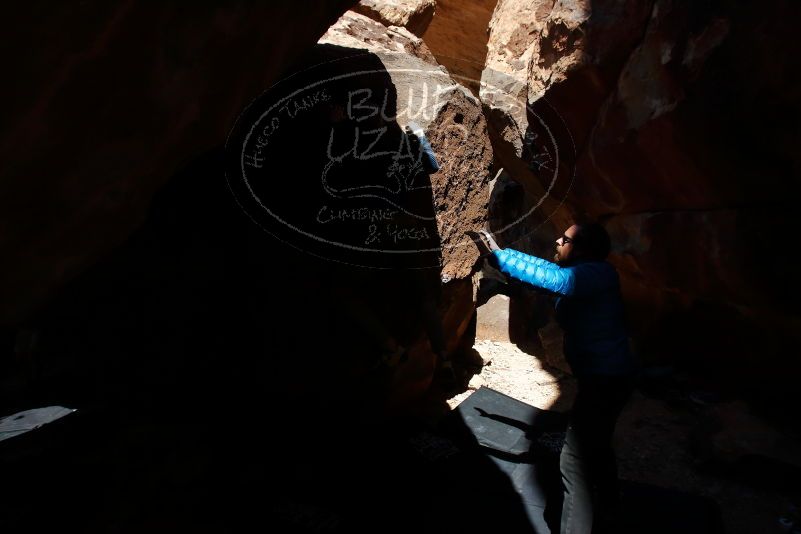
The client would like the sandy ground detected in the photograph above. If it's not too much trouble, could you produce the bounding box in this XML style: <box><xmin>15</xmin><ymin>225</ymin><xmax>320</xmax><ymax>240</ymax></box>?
<box><xmin>447</xmin><ymin>340</ymin><xmax>576</xmax><ymax>412</ymax></box>
<box><xmin>448</xmin><ymin>339</ymin><xmax>801</xmax><ymax>534</ymax></box>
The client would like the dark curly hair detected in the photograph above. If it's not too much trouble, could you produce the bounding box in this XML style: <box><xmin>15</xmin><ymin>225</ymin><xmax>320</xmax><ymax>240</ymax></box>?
<box><xmin>572</xmin><ymin>222</ymin><xmax>611</xmax><ymax>261</ymax></box>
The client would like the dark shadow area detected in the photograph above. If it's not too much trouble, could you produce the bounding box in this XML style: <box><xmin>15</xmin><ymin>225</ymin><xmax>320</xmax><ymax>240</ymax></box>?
<box><xmin>456</xmin><ymin>392</ymin><xmax>567</xmax><ymax>532</ymax></box>
<box><xmin>444</xmin><ymin>387</ymin><xmax>726</xmax><ymax>534</ymax></box>
<box><xmin>0</xmin><ymin>45</ymin><xmax>537</xmax><ymax>533</ymax></box>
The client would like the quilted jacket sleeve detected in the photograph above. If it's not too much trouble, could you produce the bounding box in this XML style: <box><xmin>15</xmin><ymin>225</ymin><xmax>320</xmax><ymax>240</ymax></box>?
<box><xmin>492</xmin><ymin>248</ymin><xmax>619</xmax><ymax>297</ymax></box>
<box><xmin>492</xmin><ymin>248</ymin><xmax>574</xmax><ymax>295</ymax></box>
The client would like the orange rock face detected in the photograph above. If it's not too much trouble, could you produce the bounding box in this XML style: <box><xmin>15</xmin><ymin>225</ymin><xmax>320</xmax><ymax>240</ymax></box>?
<box><xmin>321</xmin><ymin>10</ymin><xmax>494</xmax><ymax>281</ymax></box>
<box><xmin>469</xmin><ymin>0</ymin><xmax>801</xmax><ymax>393</ymax></box>
<box><xmin>319</xmin><ymin>10</ymin><xmax>494</xmax><ymax>404</ymax></box>
<box><xmin>353</xmin><ymin>0</ymin><xmax>437</xmax><ymax>37</ymax></box>
<box><xmin>421</xmin><ymin>0</ymin><xmax>499</xmax><ymax>95</ymax></box>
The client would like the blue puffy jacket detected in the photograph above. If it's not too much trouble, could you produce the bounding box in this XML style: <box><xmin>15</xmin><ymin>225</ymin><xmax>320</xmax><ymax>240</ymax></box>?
<box><xmin>492</xmin><ymin>248</ymin><xmax>637</xmax><ymax>378</ymax></box>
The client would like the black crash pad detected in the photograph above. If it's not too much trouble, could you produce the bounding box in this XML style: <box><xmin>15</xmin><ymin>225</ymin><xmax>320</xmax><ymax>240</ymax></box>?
<box><xmin>441</xmin><ymin>386</ymin><xmax>724</xmax><ymax>534</ymax></box>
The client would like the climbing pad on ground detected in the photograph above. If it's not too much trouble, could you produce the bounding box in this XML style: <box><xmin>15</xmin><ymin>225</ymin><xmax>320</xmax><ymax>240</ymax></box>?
<box><xmin>443</xmin><ymin>386</ymin><xmax>724</xmax><ymax>534</ymax></box>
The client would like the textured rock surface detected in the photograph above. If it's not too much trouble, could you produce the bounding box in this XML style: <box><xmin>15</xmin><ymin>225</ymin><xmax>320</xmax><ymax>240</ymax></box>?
<box><xmin>321</xmin><ymin>9</ymin><xmax>438</xmax><ymax>61</ymax></box>
<box><xmin>321</xmin><ymin>11</ymin><xmax>494</xmax><ymax>281</ymax></box>
<box><xmin>547</xmin><ymin>0</ymin><xmax>801</xmax><ymax>379</ymax></box>
<box><xmin>480</xmin><ymin>0</ymin><xmax>541</xmax><ymax>156</ymax></box>
<box><xmin>479</xmin><ymin>0</ymin><xmax>801</xmax><ymax>399</ymax></box>
<box><xmin>0</xmin><ymin>1</ymin><xmax>356</xmax><ymax>326</ymax></box>
<box><xmin>421</xmin><ymin>0</ymin><xmax>498</xmax><ymax>95</ymax></box>
<box><xmin>476</xmin><ymin>294</ymin><xmax>512</xmax><ymax>342</ymax></box>
<box><xmin>479</xmin><ymin>0</ymin><xmax>651</xmax><ymax>253</ymax></box>
<box><xmin>480</xmin><ymin>0</ymin><xmax>650</xmax><ymax>155</ymax></box>
<box><xmin>353</xmin><ymin>0</ymin><xmax>436</xmax><ymax>37</ymax></box>
<box><xmin>319</xmin><ymin>11</ymin><xmax>494</xmax><ymax>403</ymax></box>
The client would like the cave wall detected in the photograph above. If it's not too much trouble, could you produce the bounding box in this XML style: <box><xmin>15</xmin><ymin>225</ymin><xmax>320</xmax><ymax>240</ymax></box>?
<box><xmin>420</xmin><ymin>0</ymin><xmax>499</xmax><ymax>95</ymax></box>
<box><xmin>5</xmin><ymin>0</ymin><xmax>800</xmax><ymax>416</ymax></box>
<box><xmin>455</xmin><ymin>0</ymin><xmax>801</xmax><ymax>396</ymax></box>
<box><xmin>0</xmin><ymin>1</ymin><xmax>357</xmax><ymax>326</ymax></box>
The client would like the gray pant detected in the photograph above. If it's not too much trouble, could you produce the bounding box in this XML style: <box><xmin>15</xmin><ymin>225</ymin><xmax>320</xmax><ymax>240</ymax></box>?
<box><xmin>560</xmin><ymin>376</ymin><xmax>633</xmax><ymax>534</ymax></box>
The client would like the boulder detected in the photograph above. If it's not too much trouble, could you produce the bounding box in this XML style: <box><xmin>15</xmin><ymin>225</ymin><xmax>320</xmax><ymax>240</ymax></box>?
<box><xmin>320</xmin><ymin>11</ymin><xmax>494</xmax><ymax>281</ymax></box>
<box><xmin>476</xmin><ymin>294</ymin><xmax>511</xmax><ymax>342</ymax></box>
<box><xmin>353</xmin><ymin>0</ymin><xmax>436</xmax><ymax>37</ymax></box>
<box><xmin>478</xmin><ymin>0</ymin><xmax>801</xmax><ymax>401</ymax></box>
<box><xmin>318</xmin><ymin>11</ymin><xmax>495</xmax><ymax>402</ymax></box>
